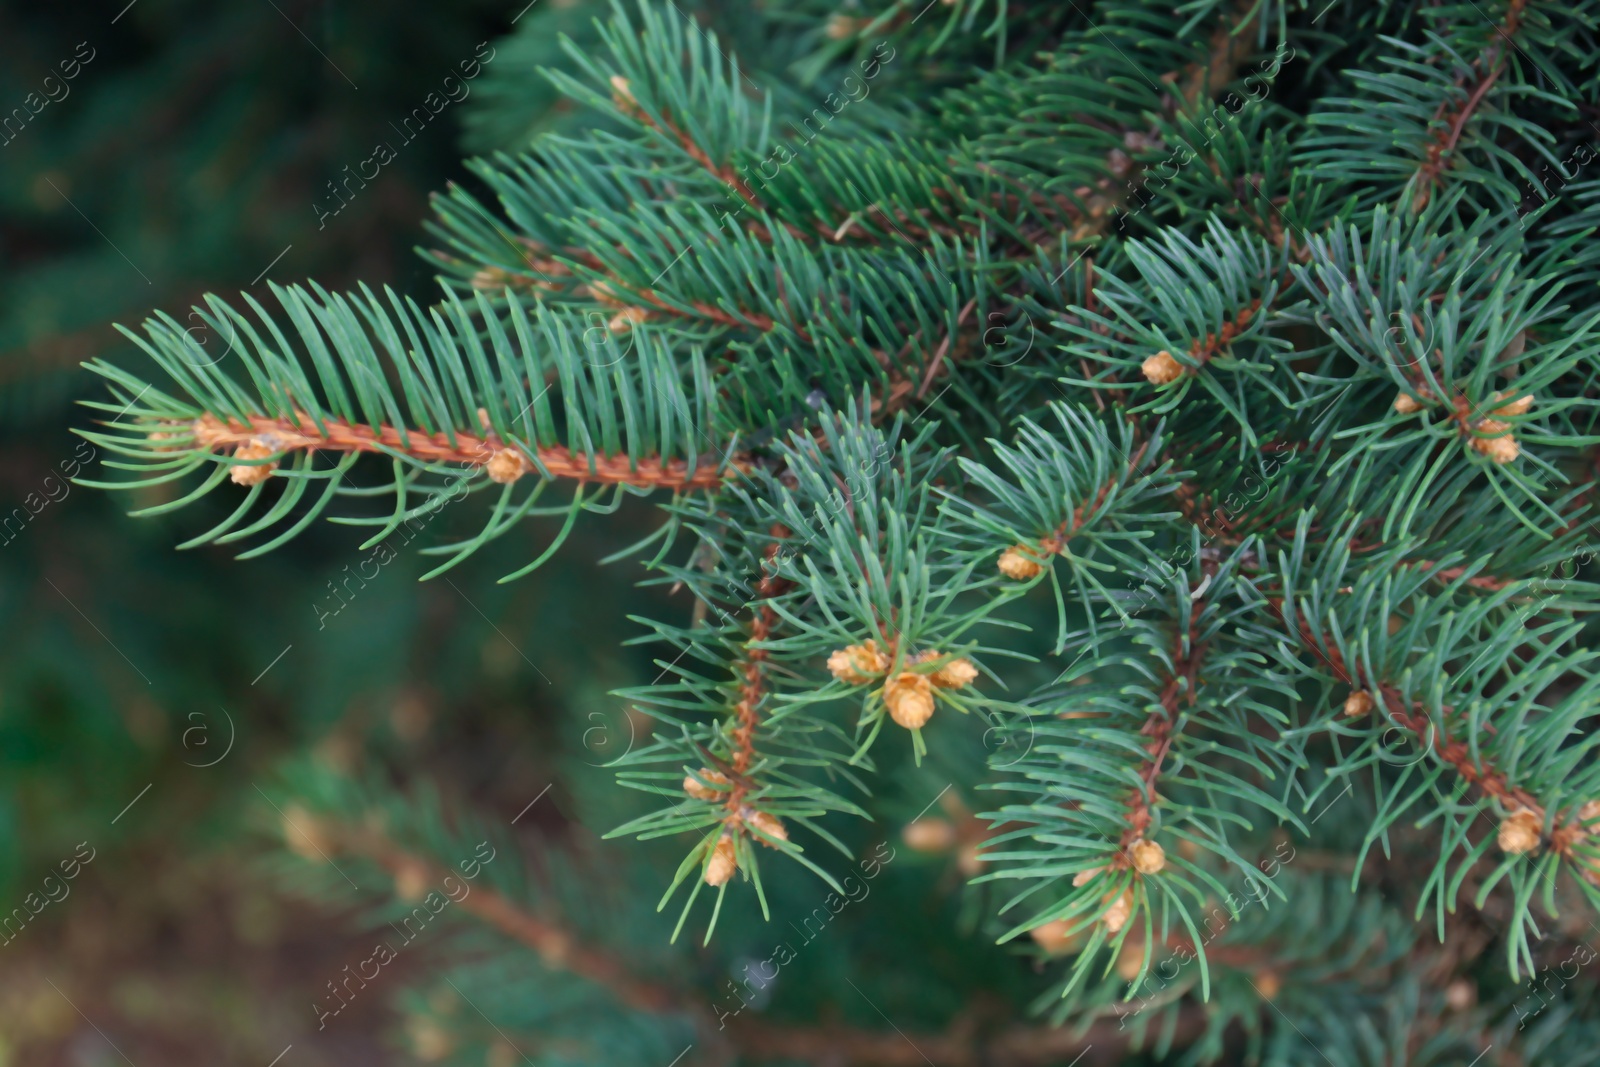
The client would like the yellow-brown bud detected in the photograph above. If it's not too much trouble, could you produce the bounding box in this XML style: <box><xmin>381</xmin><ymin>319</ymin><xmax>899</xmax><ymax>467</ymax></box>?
<box><xmin>281</xmin><ymin>803</ymin><xmax>335</xmax><ymax>861</ymax></box>
<box><xmin>1029</xmin><ymin>918</ymin><xmax>1081</xmax><ymax>956</ymax></box>
<box><xmin>408</xmin><ymin>1016</ymin><xmax>454</xmax><ymax>1061</ymax></box>
<box><xmin>930</xmin><ymin>656</ymin><xmax>978</xmax><ymax>689</ymax></box>
<box><xmin>682</xmin><ymin>768</ymin><xmax>731</xmax><ymax>801</ymax></box>
<box><xmin>825</xmin><ymin>13</ymin><xmax>866</xmax><ymax>38</ymax></box>
<box><xmin>1392</xmin><ymin>390</ymin><xmax>1424</xmax><ymax>414</ymax></box>
<box><xmin>471</xmin><ymin>266</ymin><xmax>512</xmax><ymax>291</ymax></box>
<box><xmin>902</xmin><ymin>817</ymin><xmax>958</xmax><ymax>852</ymax></box>
<box><xmin>607</xmin><ymin>306</ymin><xmax>652</xmax><ymax>333</ymax></box>
<box><xmin>745</xmin><ymin>809</ymin><xmax>788</xmax><ymax>846</ymax></box>
<box><xmin>392</xmin><ymin>857</ymin><xmax>432</xmax><ymax>902</ymax></box>
<box><xmin>1071</xmin><ymin>866</ymin><xmax>1102</xmax><ymax>887</ymax></box>
<box><xmin>1102</xmin><ymin>888</ymin><xmax>1134</xmax><ymax>933</ymax></box>
<box><xmin>485</xmin><ymin>448</ymin><xmax>529</xmax><ymax>484</ymax></box>
<box><xmin>1114</xmin><ymin>938</ymin><xmax>1146</xmax><ymax>980</ymax></box>
<box><xmin>231</xmin><ymin>438</ymin><xmax>278</xmax><ymax>485</ymax></box>
<box><xmin>1343</xmin><ymin>689</ymin><xmax>1375</xmax><ymax>718</ymax></box>
<box><xmin>1254</xmin><ymin>971</ymin><xmax>1282</xmax><ymax>1000</ymax></box>
<box><xmin>998</xmin><ymin>545</ymin><xmax>1045</xmax><ymax>580</ymax></box>
<box><xmin>705</xmin><ymin>834</ymin><xmax>738</xmax><ymax>886</ymax></box>
<box><xmin>1129</xmin><ymin>838</ymin><xmax>1165</xmax><ymax>875</ymax></box>
<box><xmin>883</xmin><ymin>672</ymin><xmax>935</xmax><ymax>729</ymax></box>
<box><xmin>1141</xmin><ymin>350</ymin><xmax>1184</xmax><ymax>385</ymax></box>
<box><xmin>1497</xmin><ymin>808</ymin><xmax>1541</xmax><ymax>855</ymax></box>
<box><xmin>608</xmin><ymin>74</ymin><xmax>639</xmax><ymax>114</ymax></box>
<box><xmin>1445</xmin><ymin>979</ymin><xmax>1475</xmax><ymax>1012</ymax></box>
<box><xmin>827</xmin><ymin>640</ymin><xmax>890</xmax><ymax>685</ymax></box>
<box><xmin>1494</xmin><ymin>392</ymin><xmax>1533</xmax><ymax>417</ymax></box>
<box><xmin>1472</xmin><ymin>419</ymin><xmax>1519</xmax><ymax>464</ymax></box>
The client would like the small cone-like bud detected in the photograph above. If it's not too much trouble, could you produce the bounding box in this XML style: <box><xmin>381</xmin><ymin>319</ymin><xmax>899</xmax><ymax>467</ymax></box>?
<box><xmin>1141</xmin><ymin>350</ymin><xmax>1184</xmax><ymax>385</ymax></box>
<box><xmin>827</xmin><ymin>640</ymin><xmax>889</xmax><ymax>685</ymax></box>
<box><xmin>1071</xmin><ymin>866</ymin><xmax>1102</xmax><ymax>887</ymax></box>
<box><xmin>607</xmin><ymin>306</ymin><xmax>651</xmax><ymax>333</ymax></box>
<box><xmin>393</xmin><ymin>857</ymin><xmax>431</xmax><ymax>902</ymax></box>
<box><xmin>682</xmin><ymin>768</ymin><xmax>731</xmax><ymax>801</ymax></box>
<box><xmin>957</xmin><ymin>842</ymin><xmax>984</xmax><ymax>877</ymax></box>
<box><xmin>883</xmin><ymin>672</ymin><xmax>935</xmax><ymax>729</ymax></box>
<box><xmin>1343</xmin><ymin>689</ymin><xmax>1375</xmax><ymax>718</ymax></box>
<box><xmin>1445</xmin><ymin>979</ymin><xmax>1475</xmax><ymax>1012</ymax></box>
<box><xmin>1494</xmin><ymin>392</ymin><xmax>1533</xmax><ymax>417</ymax></box>
<box><xmin>1254</xmin><ymin>971</ymin><xmax>1282</xmax><ymax>1000</ymax></box>
<box><xmin>1129</xmin><ymin>838</ymin><xmax>1165</xmax><ymax>875</ymax></box>
<box><xmin>231</xmin><ymin>438</ymin><xmax>278</xmax><ymax>485</ymax></box>
<box><xmin>1115</xmin><ymin>938</ymin><xmax>1145</xmax><ymax>980</ymax></box>
<box><xmin>825</xmin><ymin>13</ymin><xmax>865</xmax><ymax>38</ymax></box>
<box><xmin>1498</xmin><ymin>808</ymin><xmax>1541</xmax><ymax>854</ymax></box>
<box><xmin>471</xmin><ymin>265</ymin><xmax>511</xmax><ymax>291</ymax></box>
<box><xmin>1029</xmin><ymin>918</ymin><xmax>1081</xmax><ymax>956</ymax></box>
<box><xmin>902</xmin><ymin>817</ymin><xmax>958</xmax><ymax>852</ymax></box>
<box><xmin>1478</xmin><ymin>434</ymin><xmax>1519</xmax><ymax>464</ymax></box>
<box><xmin>998</xmin><ymin>545</ymin><xmax>1045</xmax><ymax>580</ymax></box>
<box><xmin>608</xmin><ymin>75</ymin><xmax>638</xmax><ymax>114</ymax></box>
<box><xmin>408</xmin><ymin>1017</ymin><xmax>454</xmax><ymax>1061</ymax></box>
<box><xmin>282</xmin><ymin>803</ymin><xmax>335</xmax><ymax>861</ymax></box>
<box><xmin>1392</xmin><ymin>390</ymin><xmax>1423</xmax><ymax>414</ymax></box>
<box><xmin>705</xmin><ymin>834</ymin><xmax>738</xmax><ymax>886</ymax></box>
<box><xmin>485</xmin><ymin>448</ymin><xmax>529</xmax><ymax>484</ymax></box>
<box><xmin>930</xmin><ymin>656</ymin><xmax>978</xmax><ymax>689</ymax></box>
<box><xmin>192</xmin><ymin>417</ymin><xmax>229</xmax><ymax>449</ymax></box>
<box><xmin>745</xmin><ymin>809</ymin><xmax>788</xmax><ymax>845</ymax></box>
<box><xmin>1472</xmin><ymin>419</ymin><xmax>1519</xmax><ymax>464</ymax></box>
<box><xmin>1102</xmin><ymin>888</ymin><xmax>1134</xmax><ymax>933</ymax></box>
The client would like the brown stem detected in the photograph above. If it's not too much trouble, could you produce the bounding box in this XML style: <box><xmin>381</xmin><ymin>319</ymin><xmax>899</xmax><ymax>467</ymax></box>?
<box><xmin>724</xmin><ymin>528</ymin><xmax>794</xmax><ymax>819</ymax></box>
<box><xmin>1036</xmin><ymin>438</ymin><xmax>1154</xmax><ymax>557</ymax></box>
<box><xmin>349</xmin><ymin>832</ymin><xmax>686</xmax><ymax>1014</ymax></box>
<box><xmin>182</xmin><ymin>411</ymin><xmax>746</xmax><ymax>491</ymax></box>
<box><xmin>916</xmin><ymin>298</ymin><xmax>979</xmax><ymax>400</ymax></box>
<box><xmin>341</xmin><ymin>819</ymin><xmax>1215</xmax><ymax>1065</ymax></box>
<box><xmin>1119</xmin><ymin>596</ymin><xmax>1208</xmax><ymax>854</ymax></box>
<box><xmin>1188</xmin><ymin>298</ymin><xmax>1263</xmax><ymax>368</ymax></box>
<box><xmin>1412</xmin><ymin>0</ymin><xmax>1528</xmax><ymax>210</ymax></box>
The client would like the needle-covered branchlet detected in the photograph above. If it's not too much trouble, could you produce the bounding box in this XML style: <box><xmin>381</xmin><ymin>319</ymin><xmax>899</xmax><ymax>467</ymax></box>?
<box><xmin>180</xmin><ymin>412</ymin><xmax>744</xmax><ymax>490</ymax></box>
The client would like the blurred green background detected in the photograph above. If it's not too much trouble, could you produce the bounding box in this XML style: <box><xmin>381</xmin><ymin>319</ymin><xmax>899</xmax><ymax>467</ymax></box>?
<box><xmin>0</xmin><ymin>2</ymin><xmax>677</xmax><ymax>1063</ymax></box>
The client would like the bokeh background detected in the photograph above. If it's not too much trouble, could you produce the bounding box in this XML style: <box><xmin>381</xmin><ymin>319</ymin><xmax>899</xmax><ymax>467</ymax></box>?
<box><xmin>0</xmin><ymin>2</ymin><xmax>685</xmax><ymax>1063</ymax></box>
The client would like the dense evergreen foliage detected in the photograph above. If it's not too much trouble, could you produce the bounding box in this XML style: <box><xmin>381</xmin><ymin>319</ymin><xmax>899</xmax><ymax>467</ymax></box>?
<box><xmin>62</xmin><ymin>0</ymin><xmax>1600</xmax><ymax>1062</ymax></box>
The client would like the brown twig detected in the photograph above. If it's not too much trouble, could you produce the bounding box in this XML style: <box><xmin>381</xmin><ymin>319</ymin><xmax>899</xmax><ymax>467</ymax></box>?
<box><xmin>336</xmin><ymin>816</ymin><xmax>1212</xmax><ymax>1065</ymax></box>
<box><xmin>1188</xmin><ymin>298</ymin><xmax>1263</xmax><ymax>368</ymax></box>
<box><xmin>1036</xmin><ymin>439</ymin><xmax>1154</xmax><ymax>558</ymax></box>
<box><xmin>1411</xmin><ymin>0</ymin><xmax>1529</xmax><ymax>211</ymax></box>
<box><xmin>1118</xmin><ymin>594</ymin><xmax>1208</xmax><ymax>856</ymax></box>
<box><xmin>348</xmin><ymin>831</ymin><xmax>686</xmax><ymax>1014</ymax></box>
<box><xmin>724</xmin><ymin>528</ymin><xmax>794</xmax><ymax>822</ymax></box>
<box><xmin>180</xmin><ymin>411</ymin><xmax>746</xmax><ymax>491</ymax></box>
